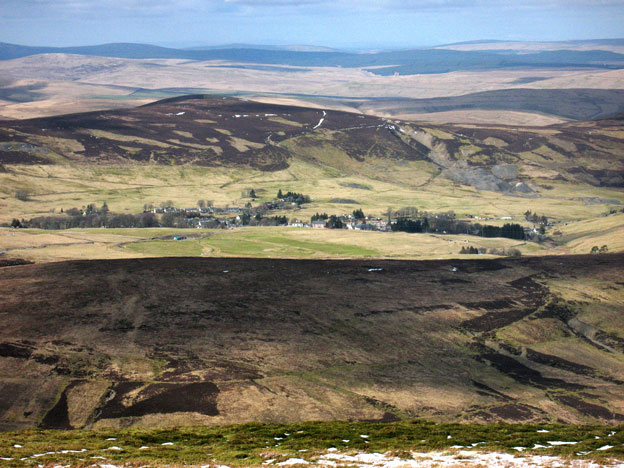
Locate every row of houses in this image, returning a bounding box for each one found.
[290,217,390,231]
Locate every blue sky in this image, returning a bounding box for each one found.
[1,0,623,49]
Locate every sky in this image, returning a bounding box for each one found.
[1,0,624,49]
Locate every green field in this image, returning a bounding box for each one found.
[1,225,557,263]
[0,421,622,467]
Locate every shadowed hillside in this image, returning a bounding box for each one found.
[0,254,622,430]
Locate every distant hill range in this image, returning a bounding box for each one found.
[1,41,624,75]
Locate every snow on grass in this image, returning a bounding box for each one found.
[314,450,624,468]
[597,445,614,451]
[161,442,174,446]
[547,441,578,445]
[277,458,309,465]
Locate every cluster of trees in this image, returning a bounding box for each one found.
[488,247,522,257]
[277,189,310,205]
[390,211,525,240]
[481,223,525,240]
[524,210,548,225]
[22,212,159,230]
[352,208,365,219]
[326,215,344,229]
[590,245,609,254]
[309,213,343,228]
[240,214,288,226]
[391,217,428,233]
[459,246,481,254]
[311,213,329,221]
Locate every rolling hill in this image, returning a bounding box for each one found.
[1,95,622,189]
[0,253,622,430]
[1,42,624,75]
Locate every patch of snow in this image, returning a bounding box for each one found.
[547,441,578,445]
[513,447,525,451]
[0,458,13,461]
[139,446,150,450]
[161,442,174,446]
[312,118,324,130]
[176,112,185,116]
[447,435,452,439]
[277,458,309,465]
[450,445,464,448]
[106,437,116,440]
[234,115,241,118]
[609,431,617,437]
[13,444,22,448]
[597,445,614,451]
[107,446,123,450]
[536,429,549,433]
[533,444,547,449]
[265,114,277,116]
[299,449,308,452]
[223,270,229,273]
[450,267,457,272]
[274,437,283,440]
[60,449,87,453]
[360,434,369,438]
[319,450,624,468]
[342,439,350,443]
[368,268,383,272]
[33,451,56,457]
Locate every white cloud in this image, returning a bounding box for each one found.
[2,0,623,19]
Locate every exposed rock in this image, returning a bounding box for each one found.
[443,167,511,192]
[492,164,518,180]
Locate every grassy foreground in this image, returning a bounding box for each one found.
[1,421,623,467]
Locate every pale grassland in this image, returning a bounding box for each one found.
[2,161,622,226]
[1,155,622,263]
[551,213,624,254]
[0,225,555,264]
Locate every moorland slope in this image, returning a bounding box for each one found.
[1,95,622,187]
[0,254,622,430]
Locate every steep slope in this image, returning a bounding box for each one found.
[0,254,622,430]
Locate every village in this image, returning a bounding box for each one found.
[9,188,559,250]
